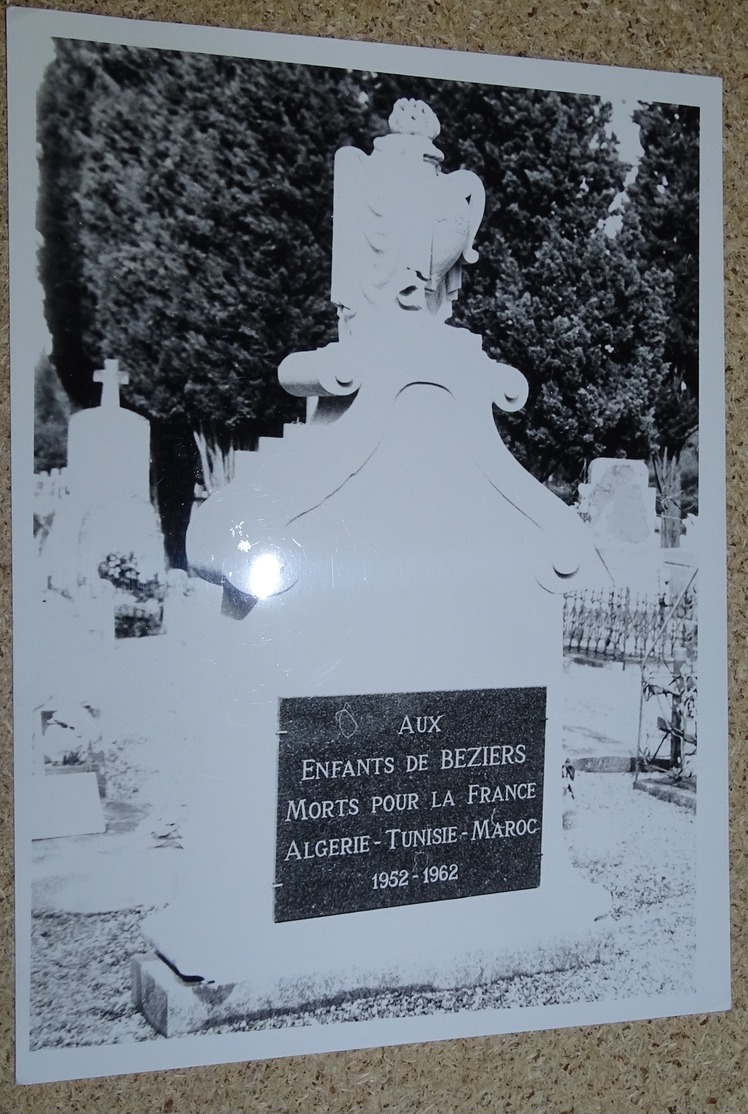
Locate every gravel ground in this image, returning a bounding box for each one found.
[31,909,162,1049]
[30,771,695,1049]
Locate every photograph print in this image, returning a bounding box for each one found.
[8,8,729,1084]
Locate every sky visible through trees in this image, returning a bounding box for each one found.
[35,42,700,562]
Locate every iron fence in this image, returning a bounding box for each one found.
[563,583,697,665]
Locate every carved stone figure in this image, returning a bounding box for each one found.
[331,97,485,330]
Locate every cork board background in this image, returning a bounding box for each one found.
[0,1,745,1111]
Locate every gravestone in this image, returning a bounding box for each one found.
[135,100,609,1028]
[41,359,166,634]
[67,359,150,501]
[580,457,656,546]
[577,457,659,592]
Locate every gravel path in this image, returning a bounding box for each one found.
[30,772,695,1048]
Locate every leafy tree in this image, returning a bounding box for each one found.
[38,44,373,562]
[346,77,674,487]
[488,228,671,482]
[619,101,700,528]
[38,45,375,422]
[38,47,683,556]
[34,354,70,473]
[621,102,699,419]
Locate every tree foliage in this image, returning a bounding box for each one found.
[618,101,699,459]
[38,44,375,429]
[34,354,70,473]
[37,44,699,555]
[38,44,375,561]
[362,78,672,485]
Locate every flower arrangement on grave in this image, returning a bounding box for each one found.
[97,551,167,638]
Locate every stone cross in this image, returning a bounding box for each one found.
[94,359,129,410]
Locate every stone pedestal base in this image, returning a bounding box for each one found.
[131,954,219,1038]
[133,859,611,1036]
[133,904,613,1038]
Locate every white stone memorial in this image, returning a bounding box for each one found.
[41,358,166,627]
[67,359,150,501]
[577,456,660,591]
[135,101,610,1033]
[579,457,657,546]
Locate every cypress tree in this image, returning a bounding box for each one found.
[38,48,682,554]
[619,100,699,458]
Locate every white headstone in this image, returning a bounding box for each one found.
[582,457,656,546]
[577,457,660,592]
[67,358,150,501]
[41,359,166,619]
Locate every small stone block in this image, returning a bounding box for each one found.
[573,756,636,773]
[131,954,219,1037]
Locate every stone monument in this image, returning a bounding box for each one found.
[41,358,166,628]
[33,360,166,834]
[580,457,656,547]
[68,359,150,501]
[134,101,609,1034]
[577,457,659,591]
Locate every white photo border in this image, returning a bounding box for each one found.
[7,5,728,1085]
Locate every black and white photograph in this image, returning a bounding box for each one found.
[8,7,729,1084]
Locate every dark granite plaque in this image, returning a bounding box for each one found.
[274,687,546,922]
